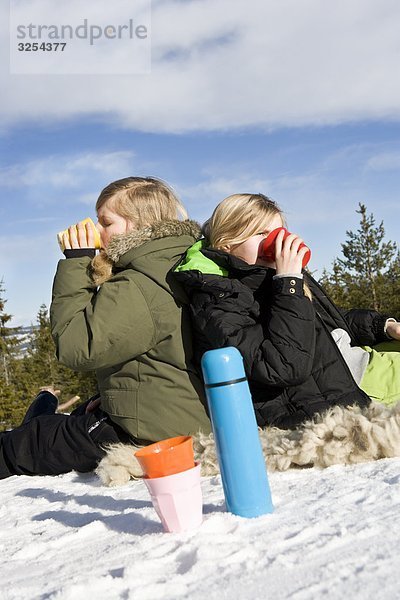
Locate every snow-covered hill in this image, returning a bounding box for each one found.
[1,458,400,599]
[14,325,38,358]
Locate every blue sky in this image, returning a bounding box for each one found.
[1,0,400,325]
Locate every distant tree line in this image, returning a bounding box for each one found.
[0,204,399,430]
[0,292,97,430]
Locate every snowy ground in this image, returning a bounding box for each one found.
[1,458,400,600]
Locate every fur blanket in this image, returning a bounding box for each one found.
[95,400,400,486]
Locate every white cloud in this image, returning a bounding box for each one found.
[179,168,344,226]
[2,0,400,132]
[0,151,135,188]
[366,152,400,171]
[177,171,272,222]
[76,192,99,206]
[180,172,271,200]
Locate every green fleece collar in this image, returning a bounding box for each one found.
[174,240,228,276]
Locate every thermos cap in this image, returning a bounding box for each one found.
[201,347,246,386]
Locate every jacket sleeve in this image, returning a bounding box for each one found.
[193,277,316,387]
[340,308,391,346]
[50,257,155,371]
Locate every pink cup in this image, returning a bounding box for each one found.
[258,227,311,268]
[143,463,203,533]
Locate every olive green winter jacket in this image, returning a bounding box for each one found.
[50,220,211,442]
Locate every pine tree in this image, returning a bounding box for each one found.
[382,250,400,316]
[0,382,16,430]
[0,280,26,428]
[24,304,59,388]
[0,279,21,386]
[22,304,98,406]
[0,302,98,430]
[320,204,398,313]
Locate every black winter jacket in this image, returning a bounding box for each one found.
[174,244,390,430]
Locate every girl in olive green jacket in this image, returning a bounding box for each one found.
[0,177,210,480]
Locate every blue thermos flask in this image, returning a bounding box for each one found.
[201,347,274,518]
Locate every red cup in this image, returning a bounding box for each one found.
[258,227,311,268]
[135,436,195,478]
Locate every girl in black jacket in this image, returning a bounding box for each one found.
[174,193,400,430]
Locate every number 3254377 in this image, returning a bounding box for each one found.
[17,42,67,51]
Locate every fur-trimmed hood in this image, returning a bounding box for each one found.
[90,219,201,286]
[106,219,202,264]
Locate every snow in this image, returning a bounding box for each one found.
[1,458,400,600]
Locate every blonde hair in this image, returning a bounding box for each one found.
[204,193,284,249]
[96,176,188,228]
[91,177,187,286]
[204,193,312,300]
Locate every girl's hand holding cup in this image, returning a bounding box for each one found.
[57,217,101,252]
[258,227,311,275]
[274,229,310,275]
